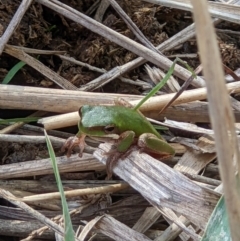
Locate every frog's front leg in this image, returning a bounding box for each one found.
[138,133,175,159]
[105,130,135,179]
[61,133,86,158]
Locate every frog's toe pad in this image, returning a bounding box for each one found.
[62,136,85,158]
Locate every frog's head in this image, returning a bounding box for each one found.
[78,105,120,137]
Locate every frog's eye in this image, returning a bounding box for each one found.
[104,124,117,134]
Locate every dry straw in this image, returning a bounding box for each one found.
[190,0,240,240]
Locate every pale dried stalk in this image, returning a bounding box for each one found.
[132,81,240,112]
[38,112,80,130]
[0,180,127,200]
[190,0,240,240]
[143,0,240,24]
[0,134,64,148]
[0,84,140,112]
[2,81,240,113]
[7,44,65,55]
[4,45,77,90]
[0,154,104,179]
[108,0,159,53]
[22,183,129,201]
[36,79,240,129]
[0,0,33,54]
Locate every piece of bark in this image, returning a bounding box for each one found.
[94,143,220,230]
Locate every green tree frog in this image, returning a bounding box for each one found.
[63,105,175,178]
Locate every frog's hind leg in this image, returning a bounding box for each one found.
[105,152,122,179]
[104,131,136,179]
[104,145,136,179]
[138,133,175,158]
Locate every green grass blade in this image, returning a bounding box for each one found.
[202,174,240,241]
[133,58,179,111]
[44,130,75,240]
[2,61,26,84]
[152,124,168,131]
[0,117,40,124]
[134,58,196,111]
[201,196,231,241]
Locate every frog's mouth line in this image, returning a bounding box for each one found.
[87,125,120,134]
[82,126,119,139]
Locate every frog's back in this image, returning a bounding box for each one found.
[81,105,160,137]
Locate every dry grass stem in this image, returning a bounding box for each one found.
[0,134,65,147]
[4,45,77,90]
[191,0,240,239]
[0,180,127,194]
[22,183,129,202]
[38,112,80,130]
[2,81,240,115]
[7,44,65,55]
[0,85,139,112]
[131,81,240,112]
[143,0,240,24]
[0,0,33,54]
